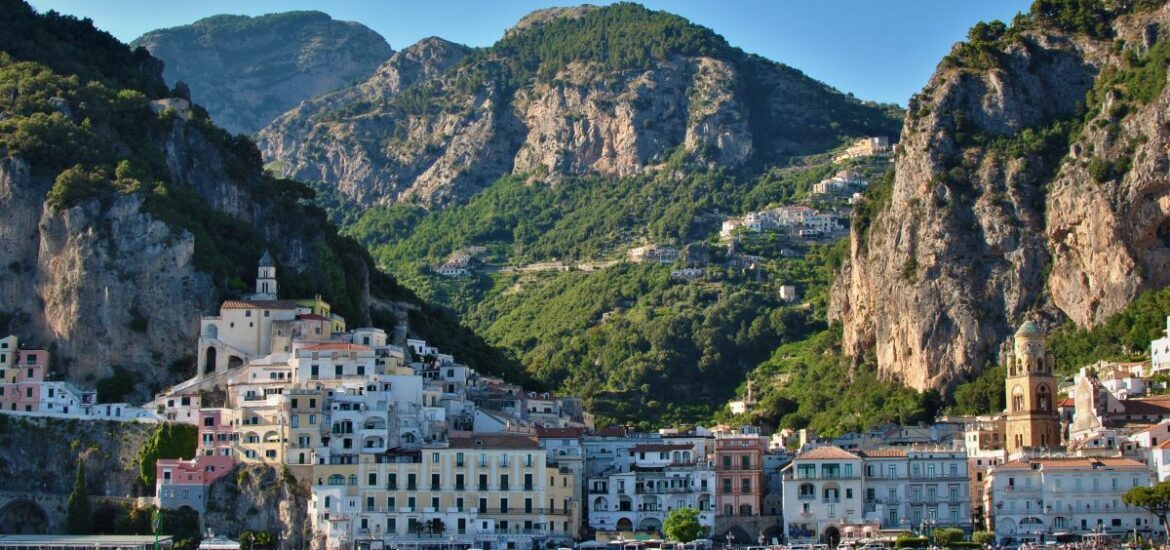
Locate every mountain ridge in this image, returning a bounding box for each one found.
[257,2,901,210]
[131,10,392,135]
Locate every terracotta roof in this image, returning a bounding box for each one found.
[298,313,329,321]
[632,444,694,453]
[1059,398,1075,408]
[449,433,541,450]
[1157,439,1170,449]
[1121,397,1170,416]
[536,427,585,439]
[300,343,370,352]
[859,448,907,458]
[998,457,1148,470]
[595,426,627,437]
[797,446,858,460]
[221,299,298,310]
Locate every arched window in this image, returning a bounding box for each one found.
[349,474,358,486]
[1037,385,1051,412]
[328,474,345,486]
[1011,385,1025,412]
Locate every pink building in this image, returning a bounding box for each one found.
[156,409,236,512]
[0,347,49,412]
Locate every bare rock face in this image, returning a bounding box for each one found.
[832,7,1170,390]
[205,466,311,548]
[133,11,393,135]
[0,159,216,385]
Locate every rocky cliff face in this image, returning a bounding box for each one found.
[831,4,1170,390]
[133,11,392,135]
[204,466,310,548]
[258,4,898,209]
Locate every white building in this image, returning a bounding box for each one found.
[987,457,1158,543]
[782,446,871,545]
[1152,316,1170,374]
[587,441,715,534]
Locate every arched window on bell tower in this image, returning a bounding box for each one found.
[1037,385,1051,412]
[1011,385,1024,412]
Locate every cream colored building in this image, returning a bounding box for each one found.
[309,433,577,550]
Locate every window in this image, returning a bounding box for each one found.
[500,498,509,513]
[742,455,751,469]
[368,473,377,486]
[500,474,509,491]
[479,474,488,491]
[457,453,465,467]
[741,478,751,493]
[723,478,732,493]
[387,496,396,510]
[456,474,465,490]
[433,452,440,463]
[432,474,441,491]
[407,473,416,490]
[524,473,533,491]
[722,456,732,469]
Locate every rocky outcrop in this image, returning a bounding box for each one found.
[831,5,1170,390]
[133,11,392,135]
[0,159,216,386]
[0,415,154,496]
[204,465,310,548]
[258,5,899,209]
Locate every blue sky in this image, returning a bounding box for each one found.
[29,0,1030,106]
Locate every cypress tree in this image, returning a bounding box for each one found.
[66,459,91,534]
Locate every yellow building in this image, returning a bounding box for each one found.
[309,433,577,549]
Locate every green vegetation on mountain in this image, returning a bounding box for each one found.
[348,155,852,273]
[733,328,943,437]
[1048,285,1170,373]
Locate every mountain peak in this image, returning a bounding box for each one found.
[505,5,600,38]
[133,10,392,134]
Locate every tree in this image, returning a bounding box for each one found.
[427,518,446,536]
[972,531,995,546]
[663,507,703,543]
[66,459,91,534]
[1123,482,1170,544]
[931,527,964,547]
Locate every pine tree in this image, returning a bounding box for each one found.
[66,459,91,534]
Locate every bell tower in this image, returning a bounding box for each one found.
[1004,321,1060,455]
[255,250,277,300]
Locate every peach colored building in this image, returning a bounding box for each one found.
[715,430,766,517]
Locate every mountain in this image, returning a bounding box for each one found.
[0,0,518,401]
[258,3,901,209]
[831,0,1170,391]
[131,11,392,135]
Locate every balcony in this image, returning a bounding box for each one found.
[798,494,816,501]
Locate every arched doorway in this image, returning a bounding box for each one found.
[0,499,48,534]
[823,526,841,548]
[639,517,662,533]
[616,518,633,532]
[204,346,217,373]
[762,525,783,544]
